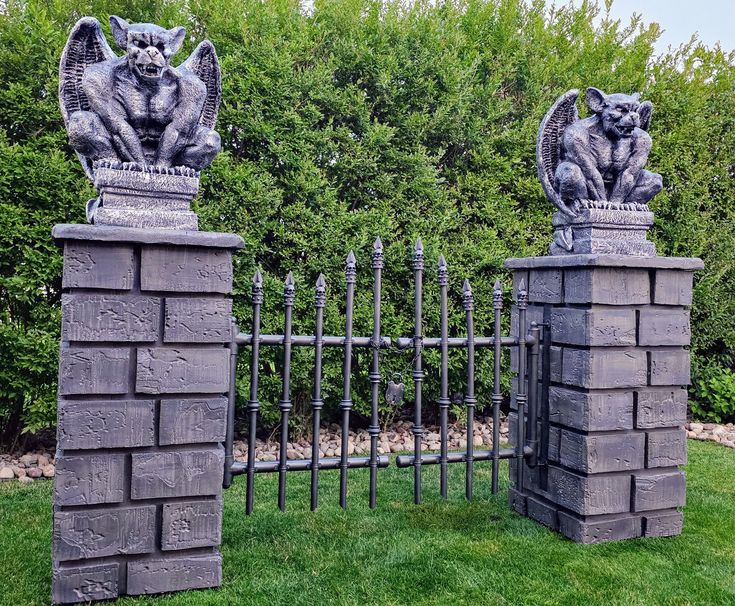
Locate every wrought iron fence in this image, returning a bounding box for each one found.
[223,238,542,513]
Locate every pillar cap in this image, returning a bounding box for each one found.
[52,224,245,249]
[505,254,703,271]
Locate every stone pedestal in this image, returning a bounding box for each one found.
[506,254,703,544]
[51,224,243,604]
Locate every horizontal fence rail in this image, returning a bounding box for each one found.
[224,238,543,514]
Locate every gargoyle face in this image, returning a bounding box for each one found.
[586,88,642,139]
[110,16,185,82]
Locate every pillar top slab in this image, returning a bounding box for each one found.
[505,254,703,271]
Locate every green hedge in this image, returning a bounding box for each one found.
[1,0,734,444]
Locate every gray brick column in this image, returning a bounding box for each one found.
[505,254,702,544]
[51,224,243,604]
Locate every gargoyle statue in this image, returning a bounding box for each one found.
[537,88,662,252]
[59,15,221,180]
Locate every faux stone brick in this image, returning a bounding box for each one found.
[558,511,642,544]
[63,242,134,290]
[548,466,630,515]
[526,495,558,530]
[649,350,691,386]
[633,471,686,512]
[638,309,690,347]
[644,511,684,537]
[549,387,633,431]
[162,500,222,550]
[136,347,229,394]
[62,294,160,342]
[510,305,544,339]
[646,429,687,468]
[550,308,636,346]
[127,553,222,595]
[58,400,155,450]
[636,388,688,429]
[54,506,155,561]
[141,246,232,293]
[59,347,130,395]
[564,268,650,305]
[528,269,562,303]
[54,454,125,505]
[562,348,647,389]
[159,398,227,445]
[131,447,224,499]
[164,298,232,343]
[654,270,693,306]
[52,563,119,604]
[508,487,527,515]
[548,425,560,462]
[559,430,644,473]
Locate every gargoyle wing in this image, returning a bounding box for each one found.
[638,100,653,132]
[536,89,579,214]
[59,17,117,178]
[180,40,222,129]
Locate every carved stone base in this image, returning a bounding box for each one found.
[91,162,200,230]
[551,208,656,257]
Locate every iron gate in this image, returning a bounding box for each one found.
[222,238,545,513]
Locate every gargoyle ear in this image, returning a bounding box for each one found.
[109,15,129,49]
[585,87,607,113]
[167,26,186,55]
[631,92,642,101]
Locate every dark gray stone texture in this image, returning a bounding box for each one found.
[549,387,633,431]
[547,466,631,516]
[526,495,558,530]
[141,246,233,293]
[528,269,563,303]
[646,429,687,468]
[559,430,645,473]
[654,270,694,305]
[161,499,222,550]
[635,388,688,429]
[131,447,224,499]
[638,309,690,346]
[53,223,244,249]
[63,242,134,290]
[550,307,636,346]
[126,553,222,595]
[59,347,130,395]
[632,471,686,512]
[644,511,684,537]
[561,348,647,389]
[159,398,227,445]
[649,349,691,386]
[164,298,232,342]
[136,347,229,394]
[564,268,650,305]
[58,400,155,450]
[557,511,642,544]
[52,563,119,604]
[55,454,125,506]
[62,294,160,342]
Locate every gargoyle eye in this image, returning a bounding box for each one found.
[155,42,165,52]
[134,39,147,49]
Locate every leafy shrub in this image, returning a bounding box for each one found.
[691,365,735,423]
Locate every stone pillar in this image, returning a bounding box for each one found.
[506,254,703,544]
[51,224,243,604]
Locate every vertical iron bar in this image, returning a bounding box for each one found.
[540,307,552,486]
[438,255,450,499]
[246,270,263,515]
[526,322,541,468]
[278,272,295,512]
[412,239,425,504]
[340,251,357,509]
[223,317,238,489]
[310,274,326,511]
[515,279,528,492]
[491,280,503,494]
[368,238,383,509]
[463,280,476,500]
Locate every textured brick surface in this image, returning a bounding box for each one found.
[63,243,134,290]
[549,387,633,431]
[548,466,630,515]
[559,430,645,473]
[62,294,160,342]
[633,471,686,512]
[644,511,684,537]
[55,454,125,506]
[528,269,562,303]
[127,553,222,595]
[58,348,130,395]
[562,348,647,389]
[526,496,558,530]
[649,350,691,386]
[54,506,156,561]
[635,388,688,429]
[136,347,229,394]
[164,298,232,343]
[638,309,690,346]
[58,400,155,450]
[131,447,224,499]
[646,429,687,468]
[159,398,227,445]
[557,511,642,544]
[550,307,636,346]
[162,500,222,550]
[564,267,650,305]
[141,246,232,293]
[52,563,119,604]
[653,270,693,306]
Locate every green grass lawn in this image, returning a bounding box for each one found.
[1,440,734,606]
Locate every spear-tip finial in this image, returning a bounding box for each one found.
[372,237,384,268]
[251,268,264,303]
[315,273,326,307]
[413,237,424,270]
[493,278,502,308]
[346,250,357,283]
[462,278,474,311]
[437,254,448,284]
[517,277,527,306]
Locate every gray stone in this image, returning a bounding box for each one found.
[528,269,562,303]
[58,400,155,449]
[646,429,687,468]
[61,294,160,342]
[507,487,527,515]
[654,270,693,306]
[549,387,633,431]
[526,495,558,530]
[638,309,690,346]
[161,499,222,550]
[505,255,704,271]
[62,242,134,290]
[547,425,560,462]
[557,511,642,544]
[649,350,691,386]
[159,398,227,445]
[141,246,233,293]
[136,347,229,394]
[564,268,650,305]
[94,205,199,230]
[550,307,636,346]
[559,430,645,473]
[54,454,125,505]
[644,511,684,537]
[58,347,130,395]
[131,447,224,499]
[636,388,688,429]
[562,348,647,389]
[54,506,156,561]
[632,470,686,512]
[164,297,233,343]
[52,563,119,604]
[547,466,630,515]
[127,553,222,595]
